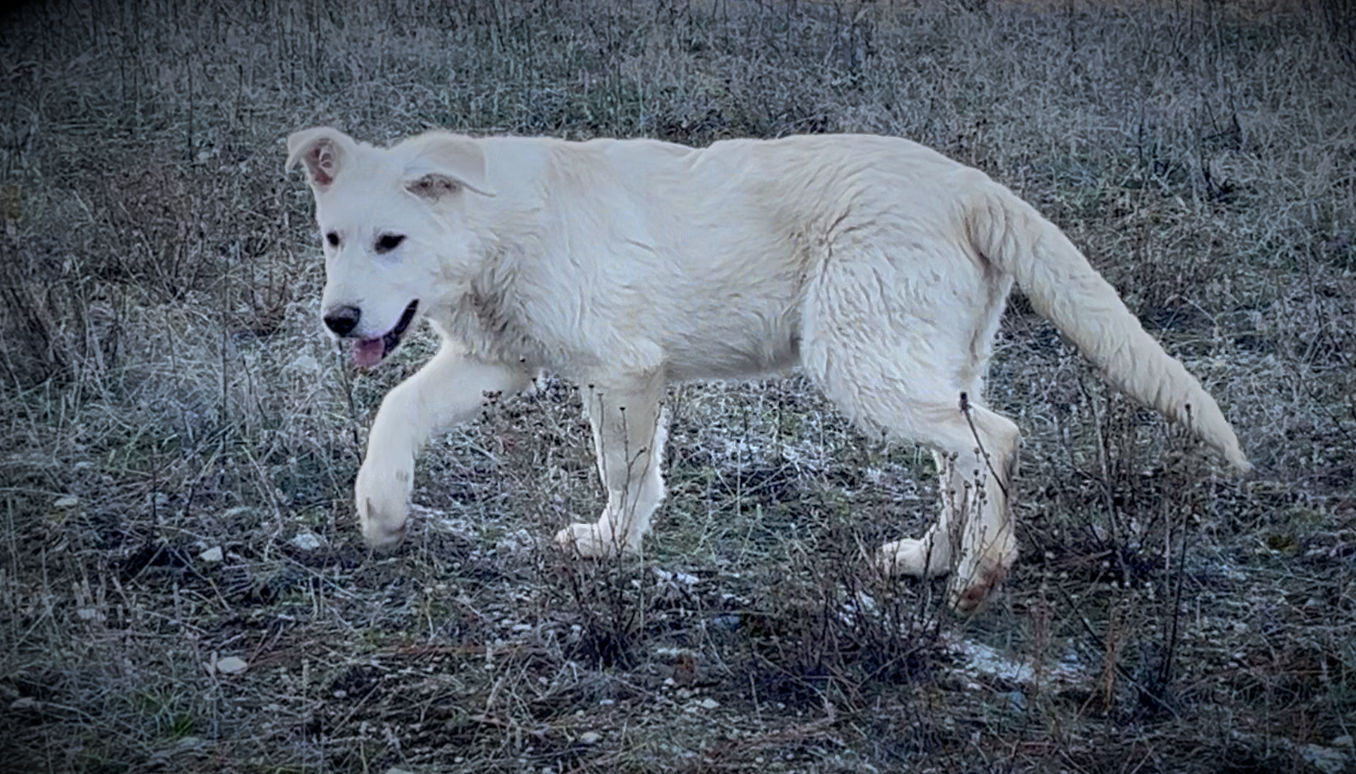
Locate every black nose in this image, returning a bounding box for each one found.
[323,306,361,336]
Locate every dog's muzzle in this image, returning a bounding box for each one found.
[325,300,419,368]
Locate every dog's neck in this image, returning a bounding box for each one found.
[428,233,548,370]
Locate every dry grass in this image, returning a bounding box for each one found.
[1,0,1354,772]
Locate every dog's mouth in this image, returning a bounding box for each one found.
[352,300,419,368]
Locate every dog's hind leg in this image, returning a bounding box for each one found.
[885,400,1020,613]
[817,376,1019,612]
[879,448,966,578]
[556,368,669,558]
[799,251,1019,613]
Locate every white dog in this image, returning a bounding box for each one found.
[286,127,1250,612]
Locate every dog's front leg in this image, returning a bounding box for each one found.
[557,369,669,558]
[357,345,533,548]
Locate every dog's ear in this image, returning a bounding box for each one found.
[286,127,354,191]
[403,134,495,199]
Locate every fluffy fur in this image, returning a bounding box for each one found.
[286,127,1250,613]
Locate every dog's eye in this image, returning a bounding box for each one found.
[375,234,406,254]
[325,232,339,247]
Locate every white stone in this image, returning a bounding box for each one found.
[215,656,248,674]
[290,532,324,551]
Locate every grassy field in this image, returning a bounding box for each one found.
[1,0,1354,771]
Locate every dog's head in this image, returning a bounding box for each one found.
[286,127,496,368]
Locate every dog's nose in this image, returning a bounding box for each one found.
[323,306,361,336]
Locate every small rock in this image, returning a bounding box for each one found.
[215,656,248,674]
[289,532,324,551]
[384,768,417,774]
[288,354,320,373]
[75,608,104,621]
[1334,736,1354,749]
[699,698,720,710]
[53,496,79,509]
[712,614,741,631]
[199,546,224,563]
[577,731,601,745]
[10,697,38,710]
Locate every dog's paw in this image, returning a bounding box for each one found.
[876,538,950,578]
[947,548,1016,615]
[355,460,413,549]
[947,566,1004,615]
[555,522,640,559]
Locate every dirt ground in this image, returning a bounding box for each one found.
[1,1,1353,772]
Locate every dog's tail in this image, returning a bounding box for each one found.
[967,184,1251,473]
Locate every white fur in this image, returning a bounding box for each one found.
[287,128,1251,613]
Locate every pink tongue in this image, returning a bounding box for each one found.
[353,338,384,368]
